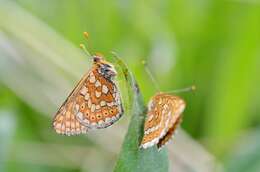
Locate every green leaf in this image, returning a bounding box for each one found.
[111,55,169,172]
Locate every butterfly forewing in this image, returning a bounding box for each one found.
[52,55,123,135]
[53,99,88,136]
[140,93,185,149]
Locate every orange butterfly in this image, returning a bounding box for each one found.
[139,61,194,149]
[53,54,123,136]
[140,93,185,149]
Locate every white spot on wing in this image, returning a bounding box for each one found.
[105,118,111,123]
[88,100,92,108]
[96,105,101,110]
[100,101,106,106]
[107,102,114,107]
[91,122,97,127]
[77,112,83,120]
[95,91,101,98]
[84,93,89,100]
[89,73,96,83]
[75,104,79,112]
[91,104,96,112]
[102,85,109,94]
[83,119,89,125]
[61,124,65,131]
[95,80,101,87]
[111,116,117,121]
[80,86,87,95]
[98,120,104,126]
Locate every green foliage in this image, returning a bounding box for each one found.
[112,55,168,172]
[203,6,260,155]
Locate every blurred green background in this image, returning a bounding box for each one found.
[0,0,260,172]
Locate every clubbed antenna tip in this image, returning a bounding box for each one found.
[141,60,147,65]
[79,43,85,49]
[167,85,196,94]
[83,31,89,39]
[191,85,196,91]
[79,43,91,57]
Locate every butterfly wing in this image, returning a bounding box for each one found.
[157,95,185,149]
[157,114,182,149]
[53,56,123,135]
[75,69,123,129]
[52,73,89,136]
[140,94,168,149]
[140,93,185,149]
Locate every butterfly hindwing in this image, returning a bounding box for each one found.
[75,66,123,129]
[53,97,87,136]
[140,93,185,149]
[157,95,185,149]
[157,114,182,149]
[53,55,123,135]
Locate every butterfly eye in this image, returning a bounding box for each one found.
[100,68,109,74]
[102,69,110,74]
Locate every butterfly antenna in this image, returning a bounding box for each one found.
[166,85,196,94]
[110,51,119,58]
[80,43,91,57]
[141,60,160,91]
[79,32,92,57]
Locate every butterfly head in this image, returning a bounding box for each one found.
[93,55,117,78]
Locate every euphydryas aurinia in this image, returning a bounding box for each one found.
[139,60,194,150]
[140,93,185,149]
[53,55,123,136]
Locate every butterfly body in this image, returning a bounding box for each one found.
[53,55,123,135]
[140,93,185,149]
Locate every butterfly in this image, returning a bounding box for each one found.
[52,55,124,136]
[140,92,186,150]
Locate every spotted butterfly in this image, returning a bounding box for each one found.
[53,55,123,135]
[140,93,185,149]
